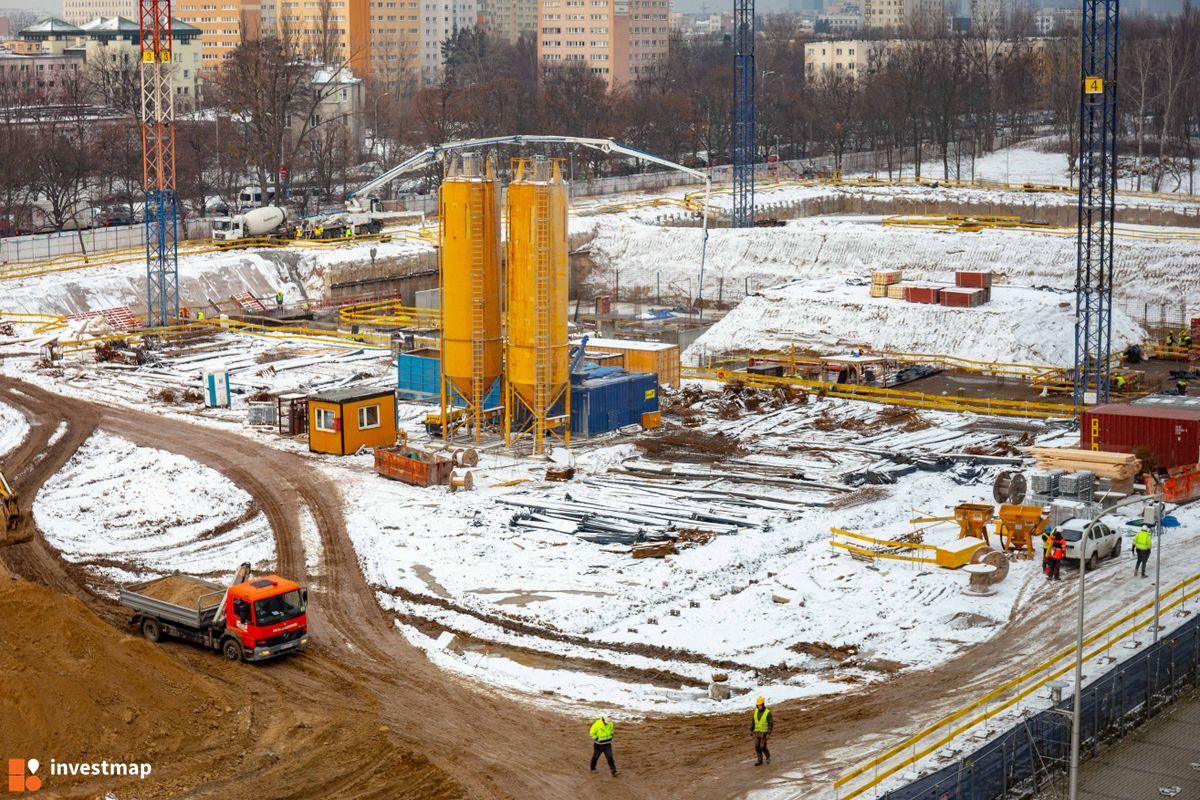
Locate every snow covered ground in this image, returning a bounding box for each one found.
[689,277,1143,367]
[34,432,274,588]
[0,400,28,458]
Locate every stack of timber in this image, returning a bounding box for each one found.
[1025,447,1141,481]
[870,270,903,298]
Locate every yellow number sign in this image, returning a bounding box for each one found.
[1084,76,1103,94]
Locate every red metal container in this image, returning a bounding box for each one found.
[955,270,993,289]
[905,286,941,304]
[940,287,985,307]
[374,445,454,487]
[1081,404,1200,469]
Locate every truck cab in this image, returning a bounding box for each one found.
[224,575,309,661]
[211,216,243,242]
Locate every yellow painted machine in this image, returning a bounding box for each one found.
[995,504,1049,555]
[953,503,994,540]
[1,469,31,546]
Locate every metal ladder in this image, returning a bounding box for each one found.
[469,184,486,441]
[533,188,552,453]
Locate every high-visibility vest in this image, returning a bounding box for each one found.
[753,707,771,733]
[1134,529,1153,550]
[590,718,614,744]
[1043,533,1053,555]
[1051,540,1065,559]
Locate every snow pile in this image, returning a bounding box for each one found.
[688,277,1144,366]
[34,432,274,585]
[0,401,28,458]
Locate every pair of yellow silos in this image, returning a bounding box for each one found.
[438,155,569,453]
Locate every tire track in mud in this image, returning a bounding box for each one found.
[0,377,1082,800]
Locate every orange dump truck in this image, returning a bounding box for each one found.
[118,563,308,662]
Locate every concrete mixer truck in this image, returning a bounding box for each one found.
[210,197,393,244]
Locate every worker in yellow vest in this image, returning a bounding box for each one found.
[197,310,206,322]
[1041,528,1055,577]
[751,696,773,765]
[588,715,617,776]
[1132,527,1153,578]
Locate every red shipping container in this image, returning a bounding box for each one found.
[905,286,941,304]
[955,270,993,289]
[940,287,985,307]
[1081,404,1200,469]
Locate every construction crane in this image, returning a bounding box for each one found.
[140,0,179,327]
[731,0,755,228]
[1072,0,1119,405]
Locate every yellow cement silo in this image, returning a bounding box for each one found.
[504,158,570,454]
[439,154,502,441]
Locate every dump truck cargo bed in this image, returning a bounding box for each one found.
[119,574,225,630]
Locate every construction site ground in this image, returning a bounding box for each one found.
[3,159,1200,798]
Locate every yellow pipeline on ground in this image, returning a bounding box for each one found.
[883,213,1200,240]
[683,365,1080,419]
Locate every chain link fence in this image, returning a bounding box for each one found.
[881,611,1200,800]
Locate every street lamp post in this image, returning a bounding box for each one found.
[1068,494,1159,800]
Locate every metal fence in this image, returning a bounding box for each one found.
[0,219,212,264]
[881,611,1200,800]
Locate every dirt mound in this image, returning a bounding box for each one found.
[0,577,238,795]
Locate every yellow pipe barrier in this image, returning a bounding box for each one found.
[682,365,1079,419]
[835,571,1200,798]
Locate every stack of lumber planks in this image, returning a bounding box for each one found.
[1025,447,1140,480]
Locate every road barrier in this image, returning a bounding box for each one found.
[836,572,1200,799]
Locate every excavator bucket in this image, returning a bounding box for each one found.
[0,471,31,546]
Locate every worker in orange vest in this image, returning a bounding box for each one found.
[1047,531,1066,581]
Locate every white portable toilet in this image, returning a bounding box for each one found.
[203,369,231,408]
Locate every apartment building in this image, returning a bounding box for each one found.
[803,38,895,80]
[419,0,475,82]
[478,0,537,43]
[12,15,202,105]
[370,0,420,87]
[537,0,666,90]
[862,0,944,29]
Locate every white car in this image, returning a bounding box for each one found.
[1057,518,1123,570]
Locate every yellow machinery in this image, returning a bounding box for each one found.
[504,158,570,454]
[830,528,989,569]
[1,469,30,545]
[995,504,1048,555]
[439,154,503,442]
[954,503,994,540]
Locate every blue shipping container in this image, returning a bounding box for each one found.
[397,352,500,408]
[569,369,658,438]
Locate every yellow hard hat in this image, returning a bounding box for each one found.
[756,696,765,705]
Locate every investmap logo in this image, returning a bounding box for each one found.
[6,758,153,792]
[6,760,41,793]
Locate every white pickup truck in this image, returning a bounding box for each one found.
[1058,518,1123,570]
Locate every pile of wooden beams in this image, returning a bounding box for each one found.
[1025,447,1141,481]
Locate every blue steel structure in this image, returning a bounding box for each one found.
[140,0,179,327]
[731,0,755,228]
[1072,0,1119,405]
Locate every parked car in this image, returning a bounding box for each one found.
[97,208,134,227]
[1058,518,1122,570]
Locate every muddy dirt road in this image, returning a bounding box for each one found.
[0,377,1065,799]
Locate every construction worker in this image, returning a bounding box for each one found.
[197,310,206,322]
[1177,377,1189,396]
[588,715,617,776]
[294,224,303,240]
[751,696,773,765]
[1041,527,1055,577]
[343,225,353,240]
[314,224,324,238]
[180,306,190,320]
[1113,373,1126,393]
[275,290,284,309]
[1183,330,1194,350]
[1132,526,1153,578]
[1166,331,1176,349]
[1048,531,1066,581]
